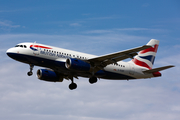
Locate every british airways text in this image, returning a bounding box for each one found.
[40,50,70,58]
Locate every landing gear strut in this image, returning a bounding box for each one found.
[27,64,34,76]
[69,77,77,90]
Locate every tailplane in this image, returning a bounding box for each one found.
[143,65,174,73]
[142,65,174,77]
[132,39,159,69]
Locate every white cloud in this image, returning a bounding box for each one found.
[83,30,113,34]
[84,28,168,35]
[171,105,180,111]
[0,62,180,120]
[1,32,179,120]
[142,3,150,7]
[0,20,21,32]
[0,20,20,28]
[86,16,120,20]
[70,23,81,27]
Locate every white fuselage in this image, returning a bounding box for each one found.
[6,42,154,80]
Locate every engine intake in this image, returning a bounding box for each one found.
[65,58,91,72]
[37,69,63,82]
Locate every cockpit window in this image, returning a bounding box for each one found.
[15,44,27,48]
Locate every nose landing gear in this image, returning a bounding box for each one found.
[27,64,34,76]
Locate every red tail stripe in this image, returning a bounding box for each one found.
[132,58,151,69]
[139,44,158,54]
[30,45,52,49]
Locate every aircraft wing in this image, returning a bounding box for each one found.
[88,45,151,72]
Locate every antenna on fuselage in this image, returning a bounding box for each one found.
[32,41,37,47]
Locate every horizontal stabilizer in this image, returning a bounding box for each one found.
[143,65,175,73]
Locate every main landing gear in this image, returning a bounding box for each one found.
[27,64,34,76]
[69,77,77,90]
[69,83,77,90]
[89,76,98,84]
[68,76,98,90]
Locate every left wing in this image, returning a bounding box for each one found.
[87,45,151,73]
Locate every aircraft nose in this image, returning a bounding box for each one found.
[6,48,15,58]
[6,47,26,62]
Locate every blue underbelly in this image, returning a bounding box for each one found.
[7,53,135,80]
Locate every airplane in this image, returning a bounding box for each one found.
[6,39,174,90]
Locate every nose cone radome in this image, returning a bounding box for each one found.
[6,48,16,59]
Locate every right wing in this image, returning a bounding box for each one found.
[87,45,151,73]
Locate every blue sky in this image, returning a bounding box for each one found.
[0,0,180,120]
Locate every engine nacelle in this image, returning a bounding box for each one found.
[65,58,91,72]
[37,69,63,82]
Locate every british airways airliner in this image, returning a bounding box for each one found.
[6,39,174,90]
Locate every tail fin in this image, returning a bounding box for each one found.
[132,39,159,69]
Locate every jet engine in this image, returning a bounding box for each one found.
[65,58,91,72]
[37,69,63,82]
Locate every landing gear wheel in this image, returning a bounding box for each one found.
[69,83,77,90]
[27,64,34,76]
[27,71,33,76]
[89,76,98,84]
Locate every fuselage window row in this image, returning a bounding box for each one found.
[43,48,87,60]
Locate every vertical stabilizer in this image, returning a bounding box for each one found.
[132,39,159,69]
